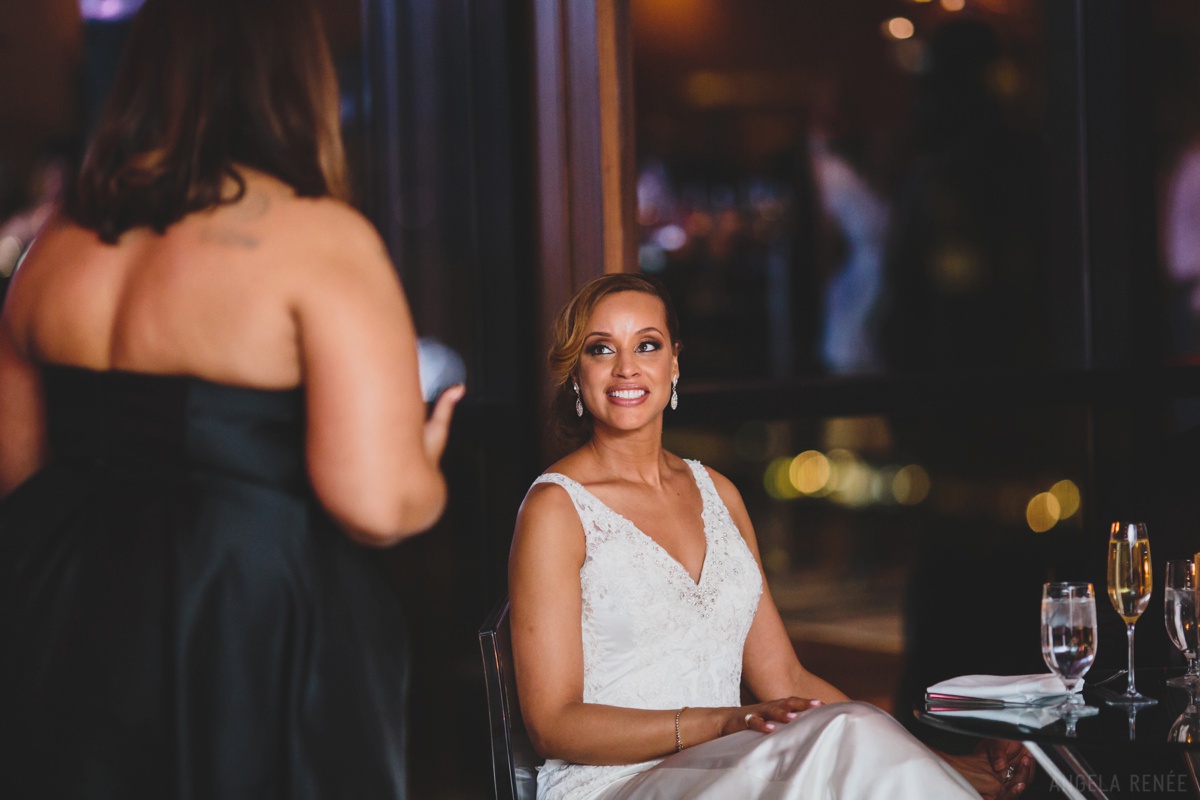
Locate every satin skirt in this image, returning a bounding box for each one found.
[590,702,981,800]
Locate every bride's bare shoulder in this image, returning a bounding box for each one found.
[512,475,585,566]
[518,479,576,518]
[517,450,594,523]
[538,448,597,484]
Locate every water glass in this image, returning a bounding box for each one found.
[1165,558,1200,688]
[1041,582,1097,713]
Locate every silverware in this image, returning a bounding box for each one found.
[925,692,1064,709]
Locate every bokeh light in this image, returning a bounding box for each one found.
[80,0,144,21]
[1026,492,1062,533]
[892,465,931,505]
[829,455,873,507]
[1050,479,1081,519]
[789,450,832,495]
[941,0,966,10]
[764,456,801,500]
[883,17,916,40]
[654,224,688,251]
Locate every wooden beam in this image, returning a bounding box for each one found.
[533,0,635,298]
[532,0,636,458]
[597,0,637,275]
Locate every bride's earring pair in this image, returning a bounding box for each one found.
[573,381,584,417]
[670,375,679,410]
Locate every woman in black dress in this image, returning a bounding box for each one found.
[0,0,462,797]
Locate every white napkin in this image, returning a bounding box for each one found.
[927,705,1063,729]
[927,673,1081,703]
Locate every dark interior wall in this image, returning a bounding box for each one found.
[0,1,81,157]
[356,1,540,795]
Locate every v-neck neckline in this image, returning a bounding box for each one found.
[549,461,711,587]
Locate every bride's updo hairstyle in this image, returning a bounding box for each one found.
[548,273,681,447]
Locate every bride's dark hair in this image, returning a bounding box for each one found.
[547,273,681,448]
[67,0,349,243]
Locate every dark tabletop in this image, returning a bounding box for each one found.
[915,668,1200,751]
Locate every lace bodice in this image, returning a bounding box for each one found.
[533,460,763,800]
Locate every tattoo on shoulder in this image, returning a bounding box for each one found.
[200,227,260,249]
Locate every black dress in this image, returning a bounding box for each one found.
[0,366,409,799]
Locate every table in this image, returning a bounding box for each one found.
[914,669,1200,799]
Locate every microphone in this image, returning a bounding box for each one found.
[416,336,467,403]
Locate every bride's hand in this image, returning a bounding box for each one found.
[721,697,823,736]
[937,741,1033,799]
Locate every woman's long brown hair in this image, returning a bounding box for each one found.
[68,0,349,242]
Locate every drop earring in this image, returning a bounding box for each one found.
[573,381,584,417]
[670,375,679,410]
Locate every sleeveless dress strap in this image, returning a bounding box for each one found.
[535,463,719,520]
[531,472,598,524]
[683,459,717,502]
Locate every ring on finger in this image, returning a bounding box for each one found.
[1003,765,1016,782]
[744,713,755,728]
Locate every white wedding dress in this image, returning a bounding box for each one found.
[531,461,981,800]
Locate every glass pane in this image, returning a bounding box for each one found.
[664,404,1089,712]
[1153,1,1200,365]
[632,0,1055,381]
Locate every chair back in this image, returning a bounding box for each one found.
[479,597,539,800]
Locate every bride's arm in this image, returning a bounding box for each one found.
[509,481,813,765]
[704,467,849,705]
[708,468,1032,797]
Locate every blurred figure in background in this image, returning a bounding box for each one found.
[1156,32,1200,371]
[879,16,1046,375]
[0,158,67,298]
[806,72,896,376]
[0,0,461,797]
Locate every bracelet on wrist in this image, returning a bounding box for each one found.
[674,707,688,752]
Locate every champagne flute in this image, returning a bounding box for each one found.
[1106,521,1157,705]
[1165,559,1200,688]
[1041,582,1098,716]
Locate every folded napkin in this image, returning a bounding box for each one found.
[927,704,1063,730]
[927,673,1081,703]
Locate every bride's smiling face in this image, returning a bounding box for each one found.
[576,291,678,434]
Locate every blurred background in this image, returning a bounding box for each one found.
[4,0,1200,796]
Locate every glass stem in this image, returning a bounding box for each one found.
[1126,623,1137,695]
[1189,652,1199,677]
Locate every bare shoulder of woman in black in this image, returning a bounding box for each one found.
[0,1,462,797]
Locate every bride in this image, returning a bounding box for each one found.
[507,274,1031,800]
